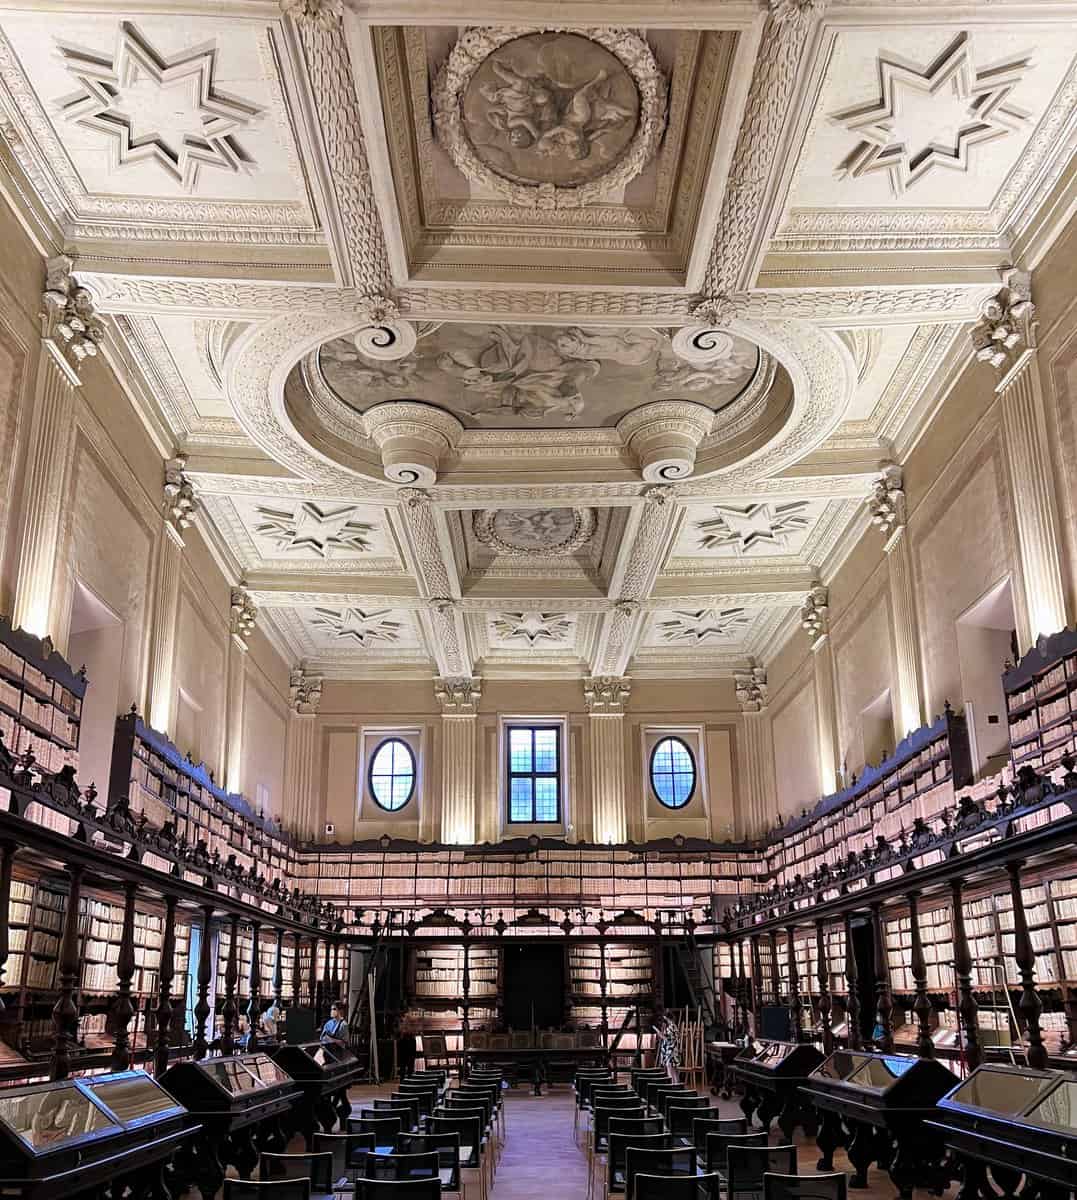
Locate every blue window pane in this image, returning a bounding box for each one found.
[534,778,558,822]
[534,729,558,772]
[369,737,416,811]
[510,777,533,822]
[510,728,533,772]
[650,736,695,810]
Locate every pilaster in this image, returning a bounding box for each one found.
[12,258,102,639]
[733,664,775,838]
[584,676,630,845]
[224,586,256,793]
[435,676,481,845]
[284,668,322,839]
[802,586,840,796]
[146,523,184,735]
[973,271,1067,646]
[867,466,924,738]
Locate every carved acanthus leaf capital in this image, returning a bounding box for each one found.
[800,584,829,642]
[230,586,257,649]
[163,455,198,534]
[42,256,105,370]
[734,663,768,712]
[769,0,828,24]
[289,667,323,715]
[867,464,906,541]
[971,269,1035,373]
[583,675,631,716]
[435,675,482,716]
[280,0,343,32]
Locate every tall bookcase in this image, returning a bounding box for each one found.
[0,617,85,783]
[1004,628,1077,773]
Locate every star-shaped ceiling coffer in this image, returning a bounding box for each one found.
[254,503,375,558]
[491,612,574,647]
[656,608,751,644]
[56,21,261,192]
[310,607,401,646]
[694,502,811,554]
[831,32,1031,196]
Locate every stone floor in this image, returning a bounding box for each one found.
[343,1080,956,1200]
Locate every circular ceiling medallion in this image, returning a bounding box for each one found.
[433,27,667,209]
[474,507,597,556]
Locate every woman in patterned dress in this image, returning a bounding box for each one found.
[654,1008,681,1084]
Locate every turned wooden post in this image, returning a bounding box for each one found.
[1008,860,1047,1069]
[768,929,780,1003]
[193,904,215,1059]
[907,892,935,1058]
[154,894,177,1076]
[309,935,321,1013]
[247,920,262,1051]
[461,930,471,1039]
[751,936,764,1034]
[871,902,894,1052]
[221,913,239,1055]
[950,878,982,1070]
[292,934,304,1009]
[844,911,862,1049]
[816,918,833,1055]
[785,926,802,1040]
[598,927,610,1047]
[111,881,138,1071]
[737,938,749,1034]
[0,841,15,1004]
[50,864,84,1080]
[273,928,285,1012]
[319,939,331,1020]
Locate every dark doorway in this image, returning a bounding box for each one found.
[503,943,564,1030]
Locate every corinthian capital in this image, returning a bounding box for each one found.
[971,269,1035,373]
[289,667,323,715]
[800,585,829,642]
[867,464,906,541]
[230,586,257,648]
[42,256,105,371]
[584,675,631,716]
[734,663,768,712]
[435,676,482,715]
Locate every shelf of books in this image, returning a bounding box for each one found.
[1,874,191,1060]
[566,941,653,1029]
[1004,627,1077,773]
[109,711,296,891]
[884,903,954,993]
[411,944,499,1008]
[757,708,972,897]
[0,616,86,790]
[295,844,750,918]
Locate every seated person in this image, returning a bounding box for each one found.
[320,1002,350,1048]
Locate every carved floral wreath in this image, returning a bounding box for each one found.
[432,26,668,210]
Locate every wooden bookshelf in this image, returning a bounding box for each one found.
[0,616,85,781]
[1004,627,1077,773]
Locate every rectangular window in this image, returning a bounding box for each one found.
[506,725,561,823]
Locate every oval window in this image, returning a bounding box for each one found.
[649,736,696,809]
[368,738,416,811]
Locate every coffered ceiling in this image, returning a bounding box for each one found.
[2,0,1074,683]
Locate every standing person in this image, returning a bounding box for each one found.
[320,1002,349,1049]
[397,1015,417,1080]
[654,1009,681,1084]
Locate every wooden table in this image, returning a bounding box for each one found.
[464,1046,609,1094]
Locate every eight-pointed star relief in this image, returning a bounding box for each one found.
[491,612,574,647]
[310,607,402,647]
[56,21,262,192]
[831,32,1031,196]
[656,608,751,644]
[254,503,375,559]
[695,502,811,554]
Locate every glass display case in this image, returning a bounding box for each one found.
[810,1051,872,1081]
[272,1042,365,1149]
[930,1065,1077,1192]
[0,1073,194,1200]
[731,1040,825,1141]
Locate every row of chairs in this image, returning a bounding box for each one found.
[577,1067,849,1200]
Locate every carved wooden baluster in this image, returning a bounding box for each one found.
[1008,860,1047,1069]
[273,928,285,1015]
[737,938,749,1034]
[0,841,15,1005]
[907,892,935,1058]
[598,928,609,1047]
[292,935,304,1009]
[653,929,666,1012]
[951,878,982,1070]
[844,912,861,1049]
[111,881,138,1071]
[154,894,177,1076]
[461,930,471,1040]
[309,935,321,1014]
[331,941,341,1002]
[247,920,262,1052]
[871,902,894,1052]
[816,918,833,1055]
[320,939,332,1020]
[193,904,215,1059]
[751,935,764,1035]
[221,913,239,1055]
[50,864,84,1080]
[768,930,780,1004]
[786,926,802,1040]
